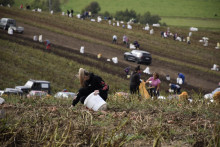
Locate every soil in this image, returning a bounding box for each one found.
[14,23,218,92]
[0,14,219,93]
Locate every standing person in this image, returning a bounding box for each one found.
[71,9,74,16]
[72,68,109,107]
[67,10,70,17]
[112,35,117,44]
[45,40,51,52]
[178,73,185,84]
[130,66,141,94]
[20,4,23,9]
[123,35,127,44]
[146,72,161,97]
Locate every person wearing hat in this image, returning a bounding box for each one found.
[72,68,109,107]
[130,65,141,94]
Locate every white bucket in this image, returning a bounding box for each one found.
[112,57,118,64]
[39,35,43,42]
[179,78,183,85]
[129,44,136,49]
[80,46,84,53]
[62,12,65,16]
[117,21,120,26]
[84,92,107,111]
[143,67,150,74]
[150,29,154,35]
[50,10,53,14]
[97,17,102,22]
[169,89,174,93]
[0,97,5,104]
[77,14,81,19]
[213,64,217,70]
[127,24,132,29]
[33,35,38,41]
[8,27,13,35]
[166,75,170,81]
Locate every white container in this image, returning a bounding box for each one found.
[166,75,170,81]
[177,77,183,84]
[190,27,198,31]
[0,97,5,104]
[77,14,81,18]
[112,57,118,64]
[84,92,107,111]
[97,17,102,22]
[39,35,43,42]
[150,29,154,35]
[50,10,53,14]
[169,89,174,93]
[117,21,120,26]
[8,27,13,35]
[129,44,136,49]
[33,35,38,41]
[62,12,65,16]
[152,23,160,27]
[80,46,84,53]
[143,67,150,74]
[127,24,132,29]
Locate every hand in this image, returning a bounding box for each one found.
[69,105,74,109]
[94,90,99,95]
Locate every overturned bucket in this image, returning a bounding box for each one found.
[84,92,107,111]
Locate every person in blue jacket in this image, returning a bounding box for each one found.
[178,73,185,84]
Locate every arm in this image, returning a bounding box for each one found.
[156,83,160,91]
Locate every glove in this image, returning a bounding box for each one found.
[94,90,99,95]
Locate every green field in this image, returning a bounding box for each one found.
[161,17,220,29]
[13,0,220,28]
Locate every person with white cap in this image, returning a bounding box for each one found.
[72,68,109,107]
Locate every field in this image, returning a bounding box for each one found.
[13,0,220,29]
[0,6,220,146]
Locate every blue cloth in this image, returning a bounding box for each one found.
[178,73,185,84]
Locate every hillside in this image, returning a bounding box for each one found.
[0,6,220,93]
[0,6,220,147]
[13,0,220,29]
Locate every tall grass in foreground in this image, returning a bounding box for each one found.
[0,94,219,146]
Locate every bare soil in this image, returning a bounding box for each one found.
[16,23,219,92]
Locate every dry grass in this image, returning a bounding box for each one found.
[0,94,219,146]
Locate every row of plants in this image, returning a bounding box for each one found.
[0,93,219,146]
[1,7,219,79]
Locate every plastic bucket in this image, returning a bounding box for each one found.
[80,46,84,53]
[8,27,13,35]
[84,92,107,111]
[166,75,170,81]
[112,57,118,64]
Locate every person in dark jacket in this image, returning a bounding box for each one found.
[72,68,109,106]
[169,83,181,94]
[130,65,141,94]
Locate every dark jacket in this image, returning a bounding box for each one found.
[130,72,141,86]
[72,73,109,106]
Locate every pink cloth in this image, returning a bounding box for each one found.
[149,77,161,87]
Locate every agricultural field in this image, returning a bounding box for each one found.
[0,6,220,146]
[13,0,220,29]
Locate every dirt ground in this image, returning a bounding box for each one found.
[13,23,218,93]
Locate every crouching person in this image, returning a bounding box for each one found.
[145,72,161,98]
[72,68,109,110]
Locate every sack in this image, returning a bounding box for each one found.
[139,81,150,99]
